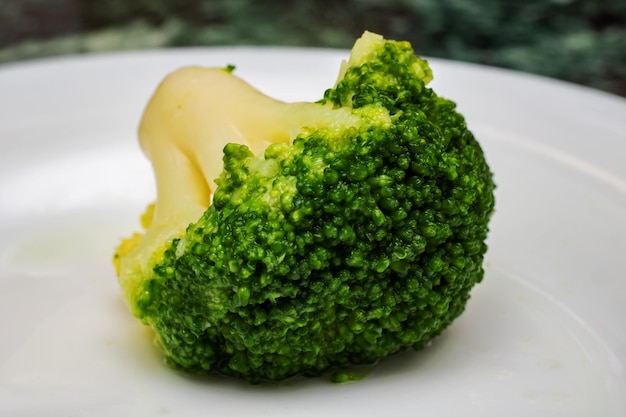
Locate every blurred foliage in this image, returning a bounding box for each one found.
[0,0,625,95]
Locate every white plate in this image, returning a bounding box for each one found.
[1,48,625,417]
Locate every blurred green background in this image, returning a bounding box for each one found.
[1,0,625,96]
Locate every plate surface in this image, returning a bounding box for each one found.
[1,48,625,417]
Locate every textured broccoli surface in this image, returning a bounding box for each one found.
[114,31,495,382]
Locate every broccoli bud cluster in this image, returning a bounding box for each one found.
[114,32,495,383]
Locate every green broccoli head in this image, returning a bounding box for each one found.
[114,31,495,382]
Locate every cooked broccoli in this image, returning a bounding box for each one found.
[113,31,495,383]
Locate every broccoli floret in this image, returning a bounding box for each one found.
[113,31,495,383]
